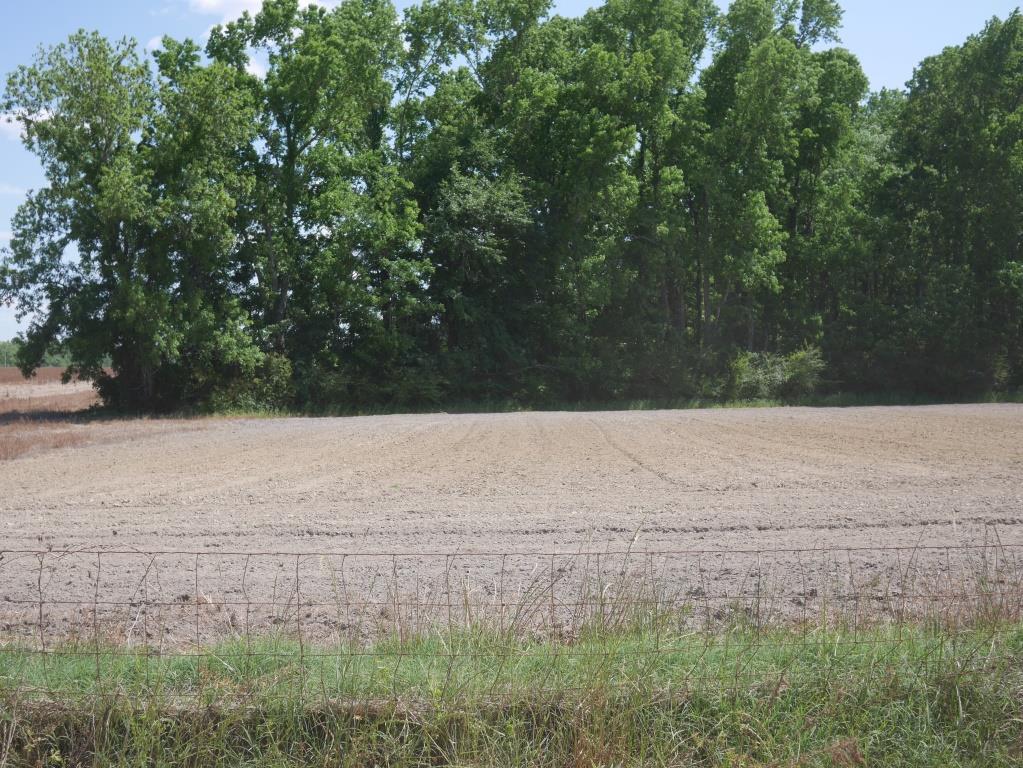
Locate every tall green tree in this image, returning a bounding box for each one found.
[873,11,1023,393]
[1,32,264,409]
[207,0,433,405]
[2,0,1020,411]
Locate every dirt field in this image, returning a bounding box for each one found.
[1,402,1021,641]
[3,403,1021,550]
[1,368,99,460]
[0,368,189,462]
[0,367,97,411]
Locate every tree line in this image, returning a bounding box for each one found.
[0,339,71,368]
[1,0,1021,411]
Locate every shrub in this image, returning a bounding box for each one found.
[730,346,825,401]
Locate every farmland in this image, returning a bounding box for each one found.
[0,367,96,414]
[0,368,193,462]
[2,0,1023,760]
[3,398,1021,556]
[2,374,1023,765]
[1,379,1021,639]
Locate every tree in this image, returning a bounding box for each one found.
[874,12,1023,393]
[2,0,1020,411]
[207,0,434,405]
[1,32,266,409]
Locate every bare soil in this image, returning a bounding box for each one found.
[0,367,71,385]
[0,368,97,413]
[0,405,1021,642]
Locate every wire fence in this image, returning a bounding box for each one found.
[0,541,1021,707]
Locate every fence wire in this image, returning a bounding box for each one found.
[0,542,1021,707]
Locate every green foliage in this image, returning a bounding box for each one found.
[2,623,1022,766]
[1,32,267,410]
[876,12,1023,395]
[1,2,1021,411]
[729,345,825,401]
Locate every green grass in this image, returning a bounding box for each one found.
[187,388,1023,421]
[2,622,1022,766]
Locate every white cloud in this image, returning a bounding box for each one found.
[189,0,262,18]
[0,231,12,243]
[146,36,165,53]
[245,57,267,79]
[188,0,337,22]
[0,183,25,197]
[0,110,53,142]
[0,114,22,142]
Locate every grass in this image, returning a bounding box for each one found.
[4,533,1019,766]
[0,366,100,460]
[216,389,1023,419]
[0,422,92,461]
[2,619,1022,766]
[194,392,1023,422]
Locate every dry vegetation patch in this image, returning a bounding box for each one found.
[0,421,92,461]
[0,367,206,462]
[0,367,100,461]
[0,367,98,414]
[0,366,71,386]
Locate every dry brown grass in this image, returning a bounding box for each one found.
[0,366,69,385]
[0,420,93,461]
[0,368,99,460]
[0,389,98,416]
[0,373,204,461]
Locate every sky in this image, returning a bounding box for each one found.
[1,0,1021,339]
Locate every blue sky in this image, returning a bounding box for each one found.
[2,0,1021,339]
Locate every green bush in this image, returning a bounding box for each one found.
[204,352,295,413]
[730,346,825,401]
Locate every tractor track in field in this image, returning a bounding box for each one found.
[0,404,1021,640]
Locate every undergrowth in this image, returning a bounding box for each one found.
[200,389,1023,420]
[2,622,1022,766]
